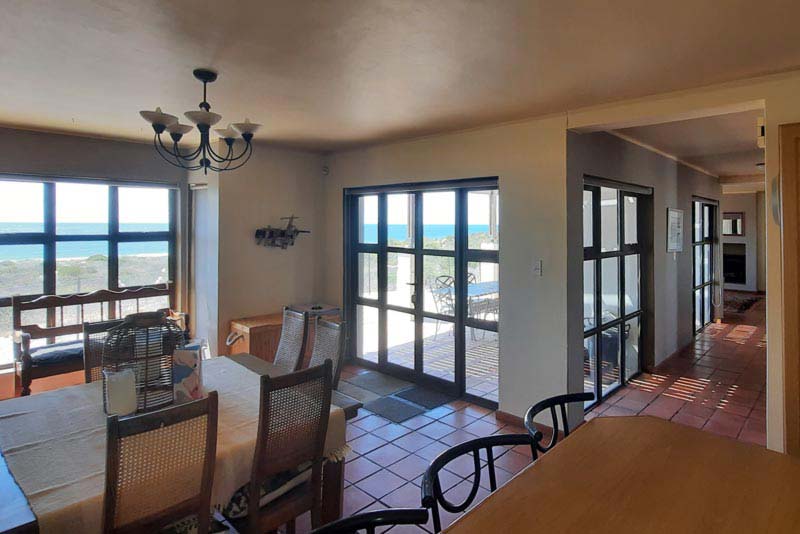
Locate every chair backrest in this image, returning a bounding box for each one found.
[11,284,174,361]
[252,360,332,482]
[430,276,455,315]
[83,319,124,383]
[272,307,309,372]
[310,508,429,534]
[524,392,595,458]
[307,318,345,387]
[103,391,218,534]
[421,433,534,533]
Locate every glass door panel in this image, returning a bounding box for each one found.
[358,253,379,299]
[692,200,716,332]
[387,310,415,369]
[356,305,379,363]
[387,193,414,248]
[422,191,455,250]
[583,185,646,407]
[423,256,455,315]
[387,252,415,308]
[467,261,499,322]
[423,319,455,382]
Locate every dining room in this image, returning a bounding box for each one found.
[4,1,800,534]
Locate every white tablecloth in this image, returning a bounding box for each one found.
[0,356,347,533]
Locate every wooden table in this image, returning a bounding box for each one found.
[445,416,800,533]
[0,355,362,534]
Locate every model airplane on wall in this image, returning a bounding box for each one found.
[254,215,310,249]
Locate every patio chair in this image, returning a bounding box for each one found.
[428,275,455,340]
[524,392,595,459]
[103,391,218,534]
[310,508,429,534]
[273,307,309,372]
[421,433,535,532]
[306,317,346,388]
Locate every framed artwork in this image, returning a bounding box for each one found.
[667,208,684,252]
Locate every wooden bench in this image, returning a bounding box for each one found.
[12,284,174,396]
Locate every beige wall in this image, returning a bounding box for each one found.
[720,192,759,292]
[189,142,325,356]
[320,116,569,419]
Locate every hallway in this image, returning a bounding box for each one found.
[587,292,767,446]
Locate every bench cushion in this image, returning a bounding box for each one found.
[30,340,84,366]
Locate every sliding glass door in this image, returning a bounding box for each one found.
[692,200,717,332]
[583,183,645,405]
[347,179,499,405]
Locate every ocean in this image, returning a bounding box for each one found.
[363,224,490,243]
[0,222,169,260]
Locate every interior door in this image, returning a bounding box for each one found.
[692,200,717,332]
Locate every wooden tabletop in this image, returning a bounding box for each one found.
[445,416,800,534]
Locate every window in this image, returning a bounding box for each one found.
[0,179,177,367]
[693,200,717,332]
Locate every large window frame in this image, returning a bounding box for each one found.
[0,177,177,366]
[583,180,648,408]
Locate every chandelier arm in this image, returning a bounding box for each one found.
[213,142,253,172]
[157,133,203,162]
[153,136,204,170]
[222,141,253,163]
[171,142,205,170]
[205,139,231,162]
[155,134,182,158]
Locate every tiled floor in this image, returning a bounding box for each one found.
[587,293,767,447]
[289,369,533,533]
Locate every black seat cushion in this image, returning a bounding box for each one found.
[29,340,84,366]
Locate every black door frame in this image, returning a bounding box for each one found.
[692,198,718,333]
[344,177,499,408]
[582,177,651,408]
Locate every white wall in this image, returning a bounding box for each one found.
[566,132,722,398]
[320,116,569,419]
[720,192,759,292]
[189,142,325,356]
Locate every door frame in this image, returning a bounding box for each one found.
[343,177,499,407]
[582,176,652,408]
[691,197,719,334]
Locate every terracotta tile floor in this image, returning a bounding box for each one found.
[587,293,767,447]
[289,366,533,533]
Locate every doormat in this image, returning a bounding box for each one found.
[395,386,457,410]
[363,396,425,423]
[345,371,412,396]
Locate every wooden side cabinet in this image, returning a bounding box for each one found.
[227,313,283,361]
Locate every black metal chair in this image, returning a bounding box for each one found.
[524,392,595,459]
[421,433,534,532]
[310,508,429,534]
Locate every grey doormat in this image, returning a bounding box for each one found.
[364,396,425,423]
[395,386,457,410]
[337,381,382,404]
[345,371,412,396]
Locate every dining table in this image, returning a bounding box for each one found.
[0,354,362,534]
[445,416,800,533]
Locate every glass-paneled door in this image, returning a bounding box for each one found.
[347,179,500,406]
[692,200,717,332]
[583,184,645,407]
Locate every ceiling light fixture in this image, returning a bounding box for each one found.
[140,69,260,174]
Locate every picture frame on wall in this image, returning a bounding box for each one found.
[667,208,684,252]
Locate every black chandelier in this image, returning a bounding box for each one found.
[140,68,260,174]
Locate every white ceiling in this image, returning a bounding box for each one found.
[614,110,765,177]
[2,1,800,150]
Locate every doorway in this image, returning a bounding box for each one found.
[344,178,500,407]
[692,199,718,333]
[582,179,650,406]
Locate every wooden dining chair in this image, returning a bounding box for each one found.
[82,319,124,383]
[103,391,218,534]
[310,508,429,534]
[272,307,309,372]
[306,317,346,388]
[524,392,595,459]
[421,433,535,532]
[241,360,332,534]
